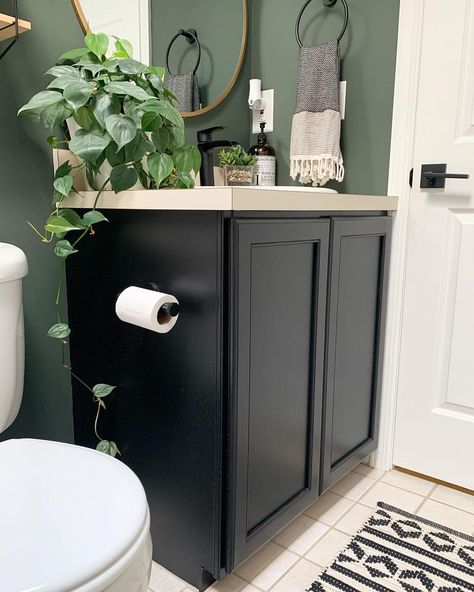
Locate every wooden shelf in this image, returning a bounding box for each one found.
[0,12,31,42]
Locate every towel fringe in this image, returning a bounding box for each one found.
[290,155,345,187]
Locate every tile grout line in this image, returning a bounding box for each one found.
[423,494,474,516]
[375,477,433,497]
[301,469,385,524]
[330,469,394,525]
[235,546,297,591]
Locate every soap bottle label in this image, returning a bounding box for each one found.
[254,156,276,186]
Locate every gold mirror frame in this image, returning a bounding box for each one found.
[70,0,248,118]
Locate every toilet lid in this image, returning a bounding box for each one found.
[0,439,149,592]
[0,243,28,283]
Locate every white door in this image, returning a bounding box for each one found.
[394,0,474,490]
[79,0,150,64]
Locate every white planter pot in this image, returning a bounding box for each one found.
[83,160,145,192]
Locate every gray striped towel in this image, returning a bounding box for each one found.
[290,40,344,187]
[164,72,201,113]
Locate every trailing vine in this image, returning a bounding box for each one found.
[18,33,201,456]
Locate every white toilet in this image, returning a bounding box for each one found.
[0,243,153,592]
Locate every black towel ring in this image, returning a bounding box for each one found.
[166,28,201,75]
[296,0,349,48]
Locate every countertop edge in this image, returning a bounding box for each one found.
[59,188,399,212]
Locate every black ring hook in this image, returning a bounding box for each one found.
[166,28,201,75]
[296,0,349,48]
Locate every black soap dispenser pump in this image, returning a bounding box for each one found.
[249,123,277,186]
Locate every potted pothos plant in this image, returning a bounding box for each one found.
[18,32,201,457]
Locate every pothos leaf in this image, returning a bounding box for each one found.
[63,80,94,110]
[151,125,184,153]
[85,32,109,59]
[73,106,98,130]
[104,82,151,101]
[58,47,89,61]
[93,384,116,398]
[105,142,126,167]
[96,440,120,457]
[92,92,120,128]
[146,65,165,79]
[105,114,137,150]
[139,99,183,128]
[173,145,202,175]
[69,129,110,164]
[175,171,195,189]
[123,133,155,163]
[60,209,83,226]
[117,58,147,75]
[151,127,171,152]
[47,75,81,91]
[141,111,162,132]
[45,215,82,235]
[53,175,73,197]
[148,153,174,188]
[80,210,108,228]
[54,161,72,179]
[110,164,138,193]
[39,100,73,130]
[114,38,133,59]
[47,323,71,338]
[46,65,80,78]
[18,90,63,116]
[48,135,59,148]
[54,239,78,258]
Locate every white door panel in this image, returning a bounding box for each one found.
[394,0,474,489]
[80,0,150,64]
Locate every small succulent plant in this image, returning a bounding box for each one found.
[218,146,256,167]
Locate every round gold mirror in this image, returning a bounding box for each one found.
[71,0,248,118]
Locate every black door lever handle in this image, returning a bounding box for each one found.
[423,172,469,179]
[420,164,470,188]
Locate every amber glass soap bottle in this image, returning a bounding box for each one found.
[249,122,277,186]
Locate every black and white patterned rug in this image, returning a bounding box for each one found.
[309,502,474,592]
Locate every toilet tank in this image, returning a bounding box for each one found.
[0,244,28,434]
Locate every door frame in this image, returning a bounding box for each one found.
[139,0,151,65]
[374,0,425,470]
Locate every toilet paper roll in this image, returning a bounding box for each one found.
[115,287,180,334]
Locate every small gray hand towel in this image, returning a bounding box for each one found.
[290,40,344,187]
[164,72,201,112]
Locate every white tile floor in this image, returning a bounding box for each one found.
[148,465,474,592]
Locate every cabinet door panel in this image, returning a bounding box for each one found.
[321,218,392,491]
[247,241,314,531]
[230,220,329,568]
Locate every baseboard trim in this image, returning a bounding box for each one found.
[394,466,474,496]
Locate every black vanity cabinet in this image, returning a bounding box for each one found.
[229,220,329,566]
[66,210,392,591]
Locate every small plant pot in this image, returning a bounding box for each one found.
[223,165,255,186]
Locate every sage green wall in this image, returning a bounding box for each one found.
[250,0,400,193]
[0,0,82,443]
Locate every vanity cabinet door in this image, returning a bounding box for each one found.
[321,217,392,492]
[229,219,330,569]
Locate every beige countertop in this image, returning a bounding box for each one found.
[60,187,398,212]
